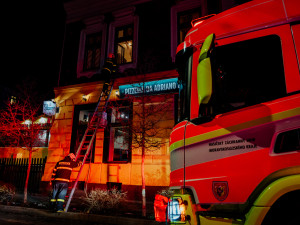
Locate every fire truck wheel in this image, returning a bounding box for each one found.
[261,190,300,225]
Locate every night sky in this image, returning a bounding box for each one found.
[1,1,65,102]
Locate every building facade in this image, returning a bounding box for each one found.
[2,0,250,201]
[42,0,250,201]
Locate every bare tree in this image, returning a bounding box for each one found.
[0,97,50,204]
[115,78,173,217]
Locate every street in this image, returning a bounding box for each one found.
[0,210,110,225]
[0,205,159,225]
[0,211,112,225]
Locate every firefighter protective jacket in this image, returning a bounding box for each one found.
[51,157,81,183]
[101,57,117,77]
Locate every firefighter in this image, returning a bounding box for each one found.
[101,53,117,91]
[50,153,81,212]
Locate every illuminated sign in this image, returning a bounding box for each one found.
[119,78,179,98]
[43,101,56,116]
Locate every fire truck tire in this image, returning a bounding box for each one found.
[261,190,300,225]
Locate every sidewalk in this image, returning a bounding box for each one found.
[0,204,161,225]
[0,191,164,225]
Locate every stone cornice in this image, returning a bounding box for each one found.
[64,0,152,23]
[54,69,178,94]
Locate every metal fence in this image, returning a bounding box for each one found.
[0,157,47,193]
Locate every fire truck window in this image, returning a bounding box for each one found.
[213,35,286,114]
[274,128,300,154]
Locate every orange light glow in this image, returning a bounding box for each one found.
[191,14,216,27]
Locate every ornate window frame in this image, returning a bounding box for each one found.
[77,16,107,78]
[107,7,139,73]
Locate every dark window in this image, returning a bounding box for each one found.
[274,128,300,154]
[212,35,286,114]
[103,102,131,163]
[234,0,252,6]
[207,0,222,15]
[115,24,133,64]
[178,8,201,44]
[84,33,102,71]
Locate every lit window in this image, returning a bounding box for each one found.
[23,120,32,126]
[36,117,48,124]
[10,96,16,104]
[107,7,138,72]
[115,24,133,64]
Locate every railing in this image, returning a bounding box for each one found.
[0,157,47,193]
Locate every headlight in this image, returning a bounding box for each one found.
[167,197,186,223]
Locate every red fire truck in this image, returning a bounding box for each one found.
[155,0,300,224]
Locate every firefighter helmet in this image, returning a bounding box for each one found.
[108,53,115,59]
[68,153,76,160]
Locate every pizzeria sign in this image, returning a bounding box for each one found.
[119,78,179,98]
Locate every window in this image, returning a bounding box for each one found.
[207,0,222,14]
[83,33,102,71]
[212,35,287,115]
[70,104,97,162]
[274,128,300,154]
[103,102,131,163]
[177,8,201,44]
[115,24,133,64]
[107,7,138,73]
[77,16,106,78]
[0,124,51,148]
[34,129,50,147]
[10,96,17,104]
[171,0,205,62]
[234,0,252,6]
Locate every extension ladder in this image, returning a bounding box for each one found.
[65,79,114,212]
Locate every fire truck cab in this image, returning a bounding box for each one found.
[155,0,300,224]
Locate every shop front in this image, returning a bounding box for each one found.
[41,70,178,200]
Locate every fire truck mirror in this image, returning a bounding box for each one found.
[197,33,215,107]
[197,57,212,106]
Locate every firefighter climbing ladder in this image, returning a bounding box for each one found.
[65,79,114,212]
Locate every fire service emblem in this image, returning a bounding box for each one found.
[212,181,229,201]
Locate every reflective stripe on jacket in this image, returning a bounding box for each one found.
[51,157,81,183]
